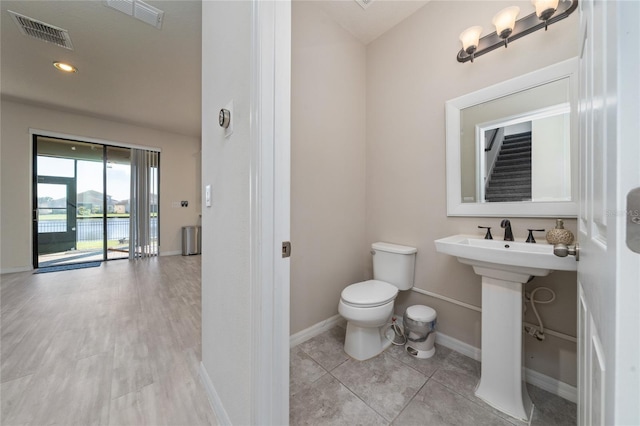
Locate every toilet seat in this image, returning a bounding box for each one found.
[340,280,398,308]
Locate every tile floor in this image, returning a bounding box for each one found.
[290,326,576,426]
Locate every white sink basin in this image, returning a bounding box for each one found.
[434,234,577,421]
[434,234,577,280]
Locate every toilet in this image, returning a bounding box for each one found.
[338,242,417,361]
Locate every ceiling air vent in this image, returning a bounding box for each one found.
[8,10,74,50]
[105,0,164,30]
[355,0,374,10]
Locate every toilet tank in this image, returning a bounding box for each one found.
[371,242,417,290]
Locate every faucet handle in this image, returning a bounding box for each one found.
[526,229,545,243]
[478,226,493,240]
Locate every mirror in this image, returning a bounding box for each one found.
[445,58,578,217]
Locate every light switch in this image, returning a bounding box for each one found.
[205,185,211,207]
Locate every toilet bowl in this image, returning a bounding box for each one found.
[338,242,417,361]
[338,280,398,360]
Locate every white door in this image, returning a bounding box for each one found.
[577,1,640,425]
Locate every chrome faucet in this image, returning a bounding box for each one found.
[500,219,514,241]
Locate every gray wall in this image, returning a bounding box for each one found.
[365,1,579,385]
[291,1,368,335]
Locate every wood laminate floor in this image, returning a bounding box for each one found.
[1,256,218,426]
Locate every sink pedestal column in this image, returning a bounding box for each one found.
[475,276,533,422]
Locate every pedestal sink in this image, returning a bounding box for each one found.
[434,235,577,422]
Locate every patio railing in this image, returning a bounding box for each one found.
[38,217,158,242]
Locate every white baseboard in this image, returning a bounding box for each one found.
[434,330,577,403]
[160,250,182,257]
[289,314,345,348]
[435,330,483,361]
[1,266,33,274]
[199,362,231,426]
[524,366,577,403]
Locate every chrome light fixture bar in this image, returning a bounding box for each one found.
[457,0,578,63]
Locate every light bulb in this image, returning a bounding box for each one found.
[532,0,559,21]
[492,6,520,40]
[459,26,483,54]
[53,62,77,73]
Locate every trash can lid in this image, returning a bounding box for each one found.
[406,305,436,322]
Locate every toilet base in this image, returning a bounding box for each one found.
[343,322,392,361]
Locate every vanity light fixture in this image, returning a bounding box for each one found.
[457,0,577,63]
[53,61,77,73]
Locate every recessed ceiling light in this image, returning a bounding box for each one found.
[53,61,77,73]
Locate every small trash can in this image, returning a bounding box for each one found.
[403,305,437,359]
[182,226,201,255]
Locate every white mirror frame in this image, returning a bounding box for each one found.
[445,57,579,217]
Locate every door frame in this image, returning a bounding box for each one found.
[33,176,78,265]
[249,0,291,423]
[32,134,85,268]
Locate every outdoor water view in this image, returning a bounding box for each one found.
[35,137,159,267]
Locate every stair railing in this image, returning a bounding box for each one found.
[484,128,505,191]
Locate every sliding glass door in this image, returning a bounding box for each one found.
[32,135,159,268]
[34,138,104,267]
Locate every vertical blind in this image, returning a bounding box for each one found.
[129,149,160,258]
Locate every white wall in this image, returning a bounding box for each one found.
[0,99,201,272]
[532,114,571,200]
[200,1,252,424]
[290,1,368,335]
[504,121,532,136]
[365,1,579,386]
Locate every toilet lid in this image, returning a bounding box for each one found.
[341,280,398,308]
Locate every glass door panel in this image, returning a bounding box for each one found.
[106,146,131,260]
[34,136,104,267]
[76,159,105,259]
[36,180,76,256]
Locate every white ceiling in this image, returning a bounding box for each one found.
[1,0,202,138]
[0,1,429,139]
[316,0,430,45]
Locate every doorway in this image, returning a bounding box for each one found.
[32,135,158,268]
[35,177,77,256]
